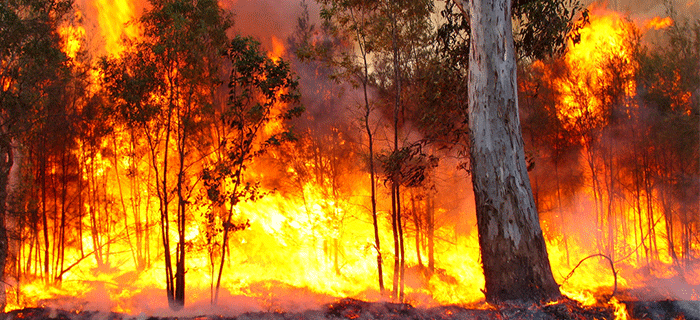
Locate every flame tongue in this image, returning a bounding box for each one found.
[556,4,638,129]
[268,36,286,63]
[93,0,140,55]
[645,16,673,30]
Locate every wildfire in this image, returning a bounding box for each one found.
[610,297,630,320]
[524,1,699,313]
[556,4,638,129]
[268,36,286,63]
[645,16,674,30]
[93,0,140,55]
[58,11,86,59]
[9,0,699,317]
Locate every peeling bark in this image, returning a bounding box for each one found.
[464,0,560,303]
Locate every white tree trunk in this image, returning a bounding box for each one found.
[464,0,560,303]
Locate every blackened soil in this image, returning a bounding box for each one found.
[2,298,698,320]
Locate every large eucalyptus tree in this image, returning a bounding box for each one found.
[462,0,561,303]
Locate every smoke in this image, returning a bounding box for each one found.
[521,1,700,304]
[584,0,700,19]
[220,0,314,50]
[34,282,342,317]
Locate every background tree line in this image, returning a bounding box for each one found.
[520,10,699,277]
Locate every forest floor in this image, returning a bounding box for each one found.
[2,298,700,320]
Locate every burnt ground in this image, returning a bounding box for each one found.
[2,298,699,320]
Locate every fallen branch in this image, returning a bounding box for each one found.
[560,253,618,301]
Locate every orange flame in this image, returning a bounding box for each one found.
[645,16,674,30]
[58,11,86,59]
[610,297,630,320]
[268,36,286,63]
[93,0,140,55]
[556,4,637,129]
[524,2,700,309]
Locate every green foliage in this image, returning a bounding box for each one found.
[99,51,161,125]
[436,0,587,62]
[0,0,74,132]
[512,0,588,60]
[101,0,232,129]
[436,0,470,71]
[202,34,303,305]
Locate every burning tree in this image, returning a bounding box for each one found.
[520,3,699,301]
[300,0,395,297]
[0,0,76,310]
[315,0,439,301]
[101,0,233,310]
[203,35,303,305]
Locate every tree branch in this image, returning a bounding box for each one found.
[560,253,618,301]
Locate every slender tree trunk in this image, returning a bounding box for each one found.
[427,194,435,273]
[57,150,68,283]
[389,4,405,303]
[214,155,247,305]
[86,146,104,269]
[464,0,560,303]
[128,132,145,270]
[41,150,49,283]
[391,184,399,299]
[398,187,405,302]
[7,138,23,308]
[145,103,175,309]
[77,152,84,258]
[358,28,384,294]
[365,101,384,294]
[174,104,188,309]
[411,193,423,268]
[111,135,138,269]
[0,137,13,311]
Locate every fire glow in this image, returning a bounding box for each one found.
[2,0,698,318]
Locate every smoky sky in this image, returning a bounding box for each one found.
[584,0,699,19]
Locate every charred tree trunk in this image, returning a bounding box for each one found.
[411,193,423,268]
[464,0,560,303]
[57,150,68,283]
[214,155,246,305]
[427,194,435,273]
[365,94,384,294]
[398,188,405,302]
[391,185,400,298]
[389,5,405,303]
[0,138,12,311]
[175,118,187,310]
[7,138,23,308]
[359,26,384,294]
[40,147,50,283]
